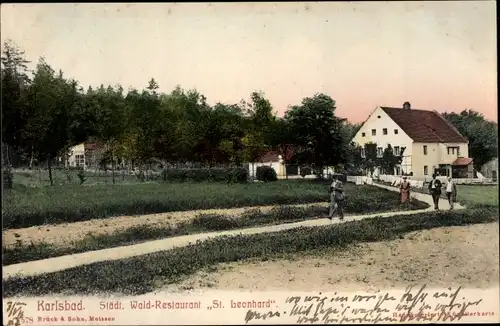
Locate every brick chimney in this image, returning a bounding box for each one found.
[403,102,411,110]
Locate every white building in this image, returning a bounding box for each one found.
[352,102,472,180]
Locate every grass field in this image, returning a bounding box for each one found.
[4,205,497,297]
[2,181,424,229]
[456,184,499,206]
[374,180,499,207]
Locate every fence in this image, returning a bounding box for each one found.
[347,174,495,189]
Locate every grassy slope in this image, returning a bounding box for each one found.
[3,181,424,229]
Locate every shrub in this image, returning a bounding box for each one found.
[77,167,87,185]
[270,206,308,221]
[163,167,248,184]
[240,208,263,220]
[300,166,312,178]
[191,213,239,231]
[2,166,14,189]
[256,166,278,182]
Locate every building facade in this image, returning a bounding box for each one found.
[353,102,473,180]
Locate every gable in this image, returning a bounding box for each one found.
[352,106,412,143]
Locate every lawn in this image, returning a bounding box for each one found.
[2,180,426,229]
[3,205,497,297]
[456,184,499,207]
[374,180,499,207]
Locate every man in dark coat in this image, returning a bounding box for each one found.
[328,175,345,221]
[428,174,442,210]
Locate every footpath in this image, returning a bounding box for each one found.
[2,183,464,279]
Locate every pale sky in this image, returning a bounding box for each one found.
[1,2,497,122]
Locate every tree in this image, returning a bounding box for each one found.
[268,117,300,179]
[284,93,348,177]
[1,40,31,166]
[93,85,128,183]
[442,110,498,170]
[379,144,406,175]
[24,59,78,185]
[361,142,378,175]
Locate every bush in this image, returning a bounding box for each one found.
[300,166,312,178]
[240,208,263,220]
[163,167,248,184]
[270,206,308,221]
[2,166,14,189]
[4,206,497,297]
[256,166,278,182]
[77,167,87,185]
[191,213,239,231]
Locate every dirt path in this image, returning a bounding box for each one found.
[163,222,499,293]
[2,202,329,248]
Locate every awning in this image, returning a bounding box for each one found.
[452,157,473,166]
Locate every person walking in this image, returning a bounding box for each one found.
[400,176,411,207]
[445,177,457,210]
[328,175,345,221]
[428,174,443,210]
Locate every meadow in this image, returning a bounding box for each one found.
[3,180,422,229]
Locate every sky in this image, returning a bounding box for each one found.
[1,2,497,123]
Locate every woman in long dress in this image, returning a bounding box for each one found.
[400,176,411,205]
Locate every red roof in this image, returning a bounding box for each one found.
[259,150,295,163]
[452,157,473,166]
[260,151,280,162]
[381,107,468,143]
[84,143,100,150]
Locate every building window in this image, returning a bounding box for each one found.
[394,129,398,134]
[371,129,376,136]
[377,115,381,119]
[447,146,460,156]
[377,147,383,157]
[360,148,366,158]
[361,132,366,137]
[394,146,400,156]
[423,145,428,155]
[383,128,388,135]
[424,165,428,175]
[75,154,85,167]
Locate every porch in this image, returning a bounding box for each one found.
[435,157,474,179]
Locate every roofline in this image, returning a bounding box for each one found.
[433,110,469,143]
[379,106,416,142]
[351,106,380,141]
[380,107,468,144]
